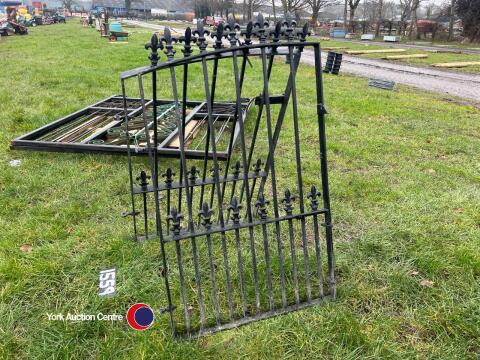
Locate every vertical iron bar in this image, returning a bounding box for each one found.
[230,197,247,316]
[200,53,235,321]
[198,58,219,215]
[138,74,175,335]
[168,209,191,333]
[240,51,275,205]
[314,44,336,298]
[308,184,324,299]
[282,189,300,305]
[228,32,262,311]
[188,167,206,328]
[287,210,300,305]
[165,170,172,227]
[206,231,221,325]
[121,79,138,239]
[220,48,249,206]
[287,38,311,302]
[190,234,206,329]
[257,19,287,309]
[162,28,200,331]
[175,238,191,333]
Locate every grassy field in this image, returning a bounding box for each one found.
[1,20,480,359]
[314,38,480,73]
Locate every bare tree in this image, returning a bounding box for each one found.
[348,0,361,30]
[455,0,480,42]
[398,0,413,35]
[308,0,337,25]
[374,0,383,36]
[448,0,455,40]
[281,0,309,16]
[408,0,421,39]
[242,0,268,19]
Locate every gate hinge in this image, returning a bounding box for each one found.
[317,104,328,115]
[121,210,140,218]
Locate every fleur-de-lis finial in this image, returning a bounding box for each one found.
[242,21,254,45]
[188,166,199,184]
[283,12,296,41]
[212,22,226,49]
[232,160,242,179]
[253,159,263,175]
[145,33,160,66]
[180,27,195,57]
[255,192,269,220]
[281,189,296,215]
[228,197,242,224]
[160,27,176,59]
[194,19,210,52]
[136,170,151,188]
[226,16,239,46]
[255,13,268,42]
[198,202,214,229]
[307,185,321,211]
[210,164,222,177]
[162,168,175,187]
[297,23,309,42]
[270,21,282,43]
[283,12,297,27]
[167,207,183,236]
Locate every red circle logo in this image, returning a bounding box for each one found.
[126,303,154,330]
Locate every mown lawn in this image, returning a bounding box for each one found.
[1,20,480,359]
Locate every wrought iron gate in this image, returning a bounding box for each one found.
[121,14,335,337]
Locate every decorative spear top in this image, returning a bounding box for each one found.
[198,202,214,229]
[307,184,321,210]
[253,158,263,174]
[162,168,175,187]
[212,22,226,49]
[167,207,183,236]
[188,165,200,184]
[281,189,296,215]
[160,27,176,59]
[232,160,242,179]
[194,19,210,52]
[136,170,151,188]
[145,33,160,66]
[255,192,270,220]
[283,12,297,27]
[180,27,195,57]
[270,21,282,43]
[297,23,309,42]
[228,197,242,224]
[210,164,222,176]
[226,16,239,46]
[241,21,254,45]
[283,12,296,41]
[254,13,268,42]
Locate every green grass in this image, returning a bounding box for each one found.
[1,21,480,359]
[315,38,480,73]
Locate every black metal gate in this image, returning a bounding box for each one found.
[121,14,335,337]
